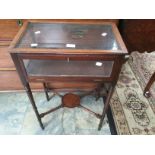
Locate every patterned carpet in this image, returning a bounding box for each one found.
[110,51,155,134]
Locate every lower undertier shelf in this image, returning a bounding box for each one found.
[40,92,102,122]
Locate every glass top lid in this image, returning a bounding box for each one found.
[16,23,121,50]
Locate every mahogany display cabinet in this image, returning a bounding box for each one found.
[9,20,128,130]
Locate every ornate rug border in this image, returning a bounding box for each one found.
[128,54,155,114]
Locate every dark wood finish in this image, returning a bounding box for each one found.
[144,72,155,97]
[98,83,115,130]
[43,82,50,101]
[0,71,99,91]
[25,83,44,129]
[107,107,117,135]
[0,19,119,91]
[44,82,98,90]
[62,93,80,108]
[9,21,127,130]
[9,21,127,54]
[10,53,44,129]
[119,19,155,53]
[40,104,63,118]
[79,104,102,119]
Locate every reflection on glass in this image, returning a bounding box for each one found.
[112,42,118,50]
[16,23,121,50]
[35,31,41,34]
[101,32,107,37]
[31,43,38,47]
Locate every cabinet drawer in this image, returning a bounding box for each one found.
[0,20,20,40]
[0,47,15,69]
[0,71,23,90]
[0,71,44,91]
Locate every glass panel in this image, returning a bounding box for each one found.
[23,59,114,77]
[16,23,121,50]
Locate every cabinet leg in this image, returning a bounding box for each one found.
[98,84,115,131]
[95,88,101,101]
[144,72,155,98]
[43,82,50,101]
[95,83,104,101]
[25,83,44,130]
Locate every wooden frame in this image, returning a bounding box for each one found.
[9,20,128,55]
[9,20,128,131]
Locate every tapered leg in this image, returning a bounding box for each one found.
[94,83,105,101]
[144,72,155,98]
[25,83,44,129]
[43,82,50,101]
[95,87,101,101]
[98,84,115,130]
